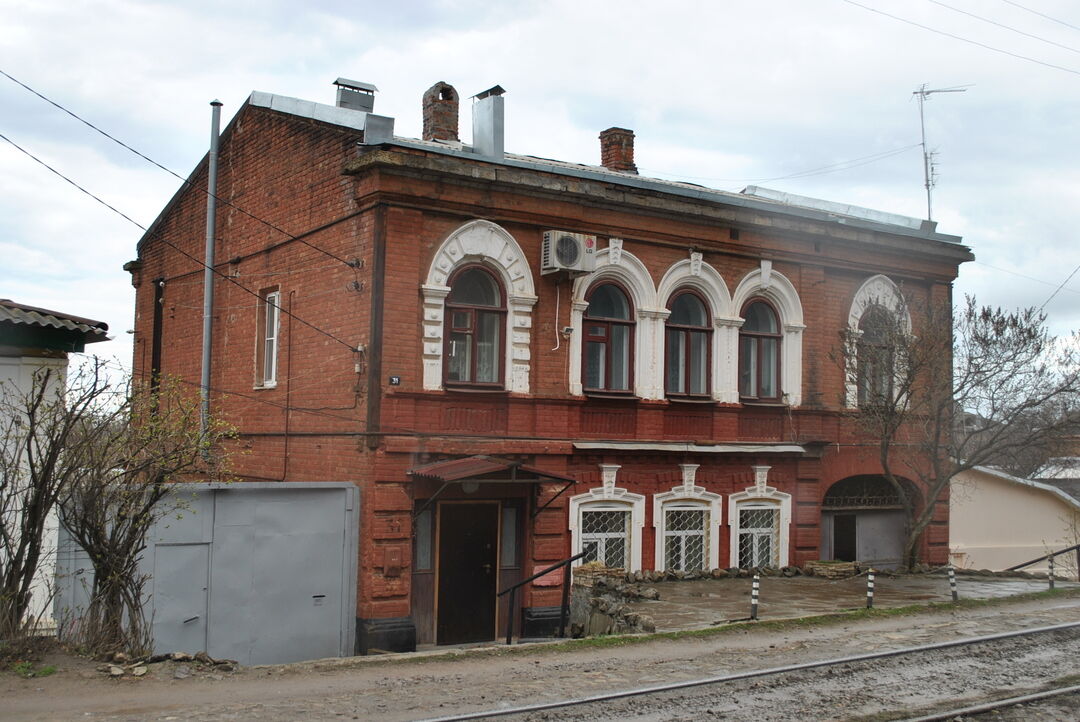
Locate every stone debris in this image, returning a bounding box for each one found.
[95,650,240,679]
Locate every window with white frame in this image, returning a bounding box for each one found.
[580,506,631,568]
[856,305,897,406]
[737,503,780,568]
[256,289,280,387]
[662,502,708,572]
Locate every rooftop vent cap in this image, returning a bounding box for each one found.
[334,78,377,113]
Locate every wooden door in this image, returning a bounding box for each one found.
[437,502,499,645]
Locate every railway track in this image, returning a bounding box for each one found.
[421,621,1080,721]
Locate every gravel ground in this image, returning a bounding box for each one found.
[4,590,1080,721]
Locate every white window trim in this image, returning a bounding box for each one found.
[257,290,281,388]
[569,464,645,571]
[653,464,723,571]
[422,220,537,393]
[731,261,805,406]
[845,274,911,408]
[657,255,739,403]
[727,465,792,568]
[569,241,661,398]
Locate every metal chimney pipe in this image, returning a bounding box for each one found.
[200,100,222,444]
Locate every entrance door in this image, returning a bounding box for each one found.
[437,502,499,645]
[834,513,857,561]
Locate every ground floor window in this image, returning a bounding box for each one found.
[580,508,631,568]
[737,505,780,568]
[663,505,707,572]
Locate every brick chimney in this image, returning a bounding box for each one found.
[422,82,459,142]
[600,127,637,174]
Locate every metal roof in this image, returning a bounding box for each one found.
[0,299,109,343]
[408,455,576,484]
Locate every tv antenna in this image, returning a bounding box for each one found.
[913,83,970,222]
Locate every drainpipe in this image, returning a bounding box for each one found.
[200,100,222,444]
[366,203,386,450]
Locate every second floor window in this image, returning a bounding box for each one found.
[445,266,505,386]
[739,300,781,401]
[583,283,633,393]
[857,305,896,406]
[256,288,280,388]
[665,291,710,397]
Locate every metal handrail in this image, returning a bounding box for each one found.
[1004,543,1080,574]
[496,551,586,645]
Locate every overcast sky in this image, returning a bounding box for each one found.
[3,0,1079,370]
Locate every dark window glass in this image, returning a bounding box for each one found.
[583,283,633,393]
[665,291,710,397]
[445,266,505,386]
[739,300,781,400]
[857,306,895,405]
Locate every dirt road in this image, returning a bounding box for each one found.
[5,591,1080,721]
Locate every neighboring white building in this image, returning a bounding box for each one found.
[950,465,1080,577]
[0,298,109,630]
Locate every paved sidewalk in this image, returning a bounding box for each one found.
[626,574,1077,631]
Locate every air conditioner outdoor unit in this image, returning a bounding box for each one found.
[541,231,597,274]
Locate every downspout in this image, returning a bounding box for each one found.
[200,100,223,443]
[366,203,386,450]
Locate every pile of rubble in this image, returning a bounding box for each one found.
[96,650,238,680]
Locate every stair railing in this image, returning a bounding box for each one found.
[497,551,586,645]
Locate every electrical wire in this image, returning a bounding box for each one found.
[1038,262,1080,311]
[639,143,921,184]
[0,129,359,353]
[841,0,1080,77]
[0,68,358,270]
[929,0,1080,55]
[1000,0,1080,34]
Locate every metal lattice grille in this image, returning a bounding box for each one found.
[738,507,779,568]
[581,509,630,569]
[664,508,707,571]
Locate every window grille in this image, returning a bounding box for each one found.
[738,506,779,568]
[580,509,630,569]
[664,507,707,571]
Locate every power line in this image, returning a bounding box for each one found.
[0,68,359,270]
[0,129,360,354]
[973,260,1080,295]
[1000,0,1080,34]
[841,0,1080,77]
[1039,262,1080,311]
[640,143,921,183]
[929,0,1080,55]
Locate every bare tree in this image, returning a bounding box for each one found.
[57,370,233,656]
[1,363,109,639]
[1,359,232,655]
[843,295,1080,567]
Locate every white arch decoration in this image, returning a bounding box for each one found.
[653,464,724,571]
[568,240,662,398]
[421,220,538,392]
[727,465,792,568]
[569,464,646,572]
[657,254,740,402]
[731,261,806,406]
[845,274,911,407]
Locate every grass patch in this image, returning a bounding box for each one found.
[8,661,57,678]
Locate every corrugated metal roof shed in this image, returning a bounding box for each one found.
[0,299,109,344]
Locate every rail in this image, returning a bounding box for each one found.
[496,551,586,646]
[1005,542,1080,578]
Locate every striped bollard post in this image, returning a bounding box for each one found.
[948,565,958,602]
[1049,555,1055,590]
[751,573,760,620]
[866,568,875,609]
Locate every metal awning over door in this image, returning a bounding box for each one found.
[408,455,575,518]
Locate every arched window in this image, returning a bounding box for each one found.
[857,305,896,406]
[739,300,781,400]
[665,291,711,397]
[583,283,634,393]
[444,266,505,386]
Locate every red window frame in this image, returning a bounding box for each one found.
[739,299,782,401]
[665,289,712,399]
[443,265,507,388]
[582,281,635,395]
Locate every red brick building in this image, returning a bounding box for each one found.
[126,79,972,653]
